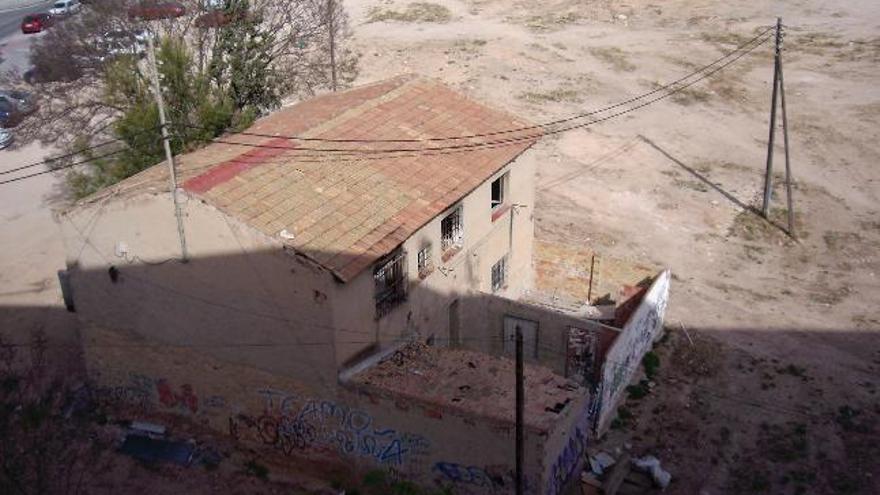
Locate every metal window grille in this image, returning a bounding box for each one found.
[441,206,463,251]
[374,250,408,318]
[417,245,433,277]
[491,255,508,292]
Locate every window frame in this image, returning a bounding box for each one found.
[374,249,408,319]
[417,244,433,279]
[491,173,508,212]
[491,254,508,293]
[440,204,464,254]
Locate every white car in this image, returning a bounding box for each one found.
[49,0,82,16]
[0,128,12,150]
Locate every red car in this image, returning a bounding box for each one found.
[21,13,54,34]
[128,2,186,20]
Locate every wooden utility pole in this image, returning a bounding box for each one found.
[761,18,783,219]
[515,325,524,495]
[327,0,338,91]
[760,18,796,238]
[778,39,795,238]
[146,35,189,262]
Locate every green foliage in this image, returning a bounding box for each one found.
[70,37,238,198]
[642,351,660,380]
[210,0,281,112]
[626,379,650,400]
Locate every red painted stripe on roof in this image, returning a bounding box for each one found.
[183,137,296,194]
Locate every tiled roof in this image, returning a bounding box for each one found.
[94,75,537,282]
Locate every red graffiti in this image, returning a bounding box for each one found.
[156,379,199,413]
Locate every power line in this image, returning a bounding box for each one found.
[184,31,774,157]
[182,25,774,145]
[0,125,163,177]
[0,28,772,188]
[0,148,127,186]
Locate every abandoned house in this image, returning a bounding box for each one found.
[59,75,670,494]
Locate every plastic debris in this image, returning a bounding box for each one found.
[632,455,672,489]
[589,451,616,475]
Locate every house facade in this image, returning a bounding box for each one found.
[59,75,669,494]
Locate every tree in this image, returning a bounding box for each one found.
[0,0,360,197]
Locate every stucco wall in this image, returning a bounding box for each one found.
[595,270,670,435]
[333,148,538,366]
[84,321,588,495]
[458,294,620,380]
[60,192,340,389]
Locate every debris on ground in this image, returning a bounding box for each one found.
[580,450,670,494]
[119,434,195,465]
[632,455,672,489]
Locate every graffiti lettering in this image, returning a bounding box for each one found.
[228,391,430,468]
[156,379,199,413]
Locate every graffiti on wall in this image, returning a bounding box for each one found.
[545,394,593,495]
[564,327,597,386]
[596,270,670,433]
[433,462,533,493]
[94,373,208,414]
[229,388,430,467]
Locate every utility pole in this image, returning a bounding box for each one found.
[777,34,795,238]
[327,0,338,91]
[761,18,783,219]
[146,35,189,262]
[515,325,524,495]
[760,18,796,238]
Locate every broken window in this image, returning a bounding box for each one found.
[374,250,407,318]
[491,254,508,292]
[441,205,463,252]
[417,244,433,278]
[491,173,507,211]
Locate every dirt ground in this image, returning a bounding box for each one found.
[344,0,879,493]
[2,0,878,493]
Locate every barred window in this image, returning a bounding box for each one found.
[417,244,433,278]
[374,250,407,318]
[441,206,463,252]
[491,255,508,292]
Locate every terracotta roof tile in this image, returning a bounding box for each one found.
[95,76,536,282]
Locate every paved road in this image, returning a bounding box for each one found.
[0,1,54,40]
[0,4,77,353]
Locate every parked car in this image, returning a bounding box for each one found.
[0,101,22,128]
[0,90,37,116]
[0,128,12,150]
[49,0,82,16]
[21,13,55,34]
[128,2,185,20]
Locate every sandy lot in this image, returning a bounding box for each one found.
[344,0,879,493]
[1,0,877,493]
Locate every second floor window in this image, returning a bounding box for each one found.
[491,173,507,211]
[441,206,463,252]
[374,250,407,318]
[417,244,433,278]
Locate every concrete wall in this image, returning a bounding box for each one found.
[595,270,670,434]
[60,192,341,389]
[84,320,589,495]
[333,149,538,365]
[459,294,620,381]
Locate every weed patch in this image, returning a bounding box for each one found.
[367,2,452,23]
[519,88,581,104]
[589,46,636,72]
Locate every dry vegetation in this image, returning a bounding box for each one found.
[367,2,452,23]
